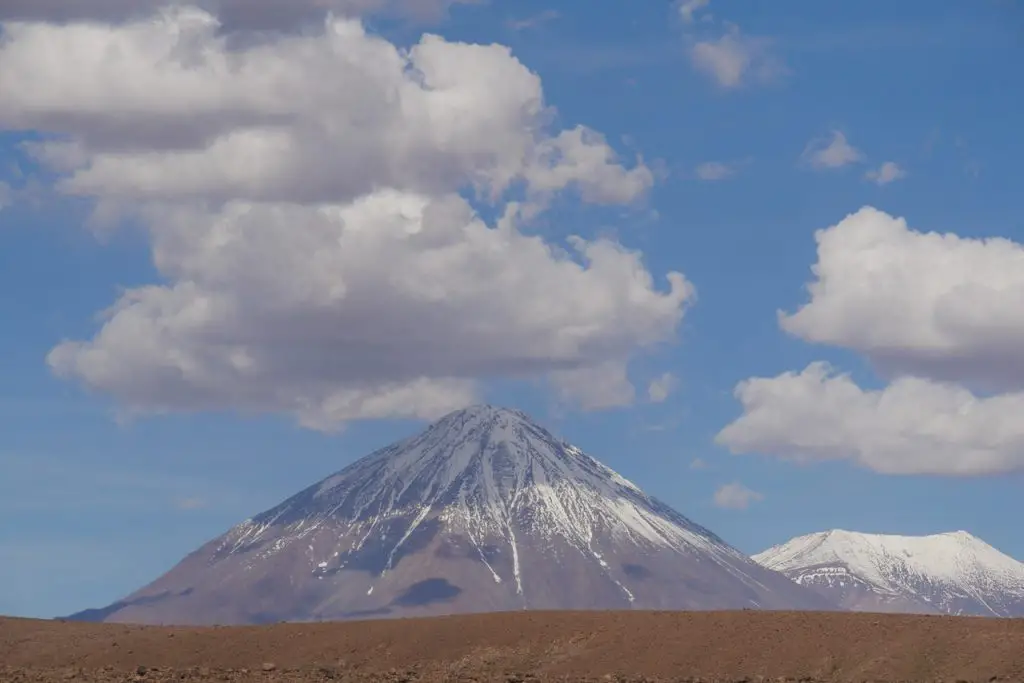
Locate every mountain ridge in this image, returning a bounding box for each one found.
[753,528,1024,616]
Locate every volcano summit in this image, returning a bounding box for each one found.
[74,405,832,624]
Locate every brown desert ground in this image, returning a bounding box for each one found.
[3,610,1024,683]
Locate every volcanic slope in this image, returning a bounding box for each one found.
[754,529,1024,616]
[74,405,834,624]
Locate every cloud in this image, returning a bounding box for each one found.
[718,206,1024,477]
[716,362,1024,476]
[0,0,478,29]
[6,9,690,429]
[1,12,651,208]
[551,360,640,412]
[175,497,207,510]
[690,26,784,89]
[694,161,737,181]
[506,9,559,31]
[802,130,864,169]
[780,206,1024,391]
[689,457,708,470]
[678,0,710,24]
[647,372,678,403]
[47,197,692,428]
[865,161,907,185]
[713,482,762,510]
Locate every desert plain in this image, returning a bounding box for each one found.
[3,610,1024,683]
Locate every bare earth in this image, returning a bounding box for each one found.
[3,610,1024,683]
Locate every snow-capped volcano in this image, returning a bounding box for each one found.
[753,529,1024,617]
[73,405,833,624]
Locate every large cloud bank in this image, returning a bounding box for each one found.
[0,8,692,428]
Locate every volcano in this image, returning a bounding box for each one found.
[754,529,1024,616]
[72,405,834,624]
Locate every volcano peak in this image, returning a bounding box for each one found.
[73,408,835,624]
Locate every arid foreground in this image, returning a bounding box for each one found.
[3,610,1024,683]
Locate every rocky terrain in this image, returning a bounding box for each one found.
[72,405,832,624]
[5,610,1024,682]
[754,528,1024,616]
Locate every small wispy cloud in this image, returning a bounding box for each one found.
[802,130,864,169]
[175,497,207,511]
[678,0,711,24]
[636,414,685,433]
[506,9,559,31]
[864,161,907,185]
[713,481,763,510]
[690,25,786,89]
[694,161,737,181]
[954,136,982,179]
[647,372,678,403]
[689,457,709,470]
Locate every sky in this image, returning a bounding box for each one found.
[1,0,1023,619]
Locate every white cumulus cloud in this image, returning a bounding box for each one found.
[716,362,1024,476]
[0,12,651,208]
[45,193,691,430]
[4,8,690,429]
[719,207,1024,476]
[780,206,1024,390]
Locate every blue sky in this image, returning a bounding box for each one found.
[1,0,1023,618]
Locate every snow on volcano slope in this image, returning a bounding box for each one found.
[71,405,835,625]
[753,529,1024,617]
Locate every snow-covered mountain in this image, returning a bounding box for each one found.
[72,405,833,624]
[753,529,1024,617]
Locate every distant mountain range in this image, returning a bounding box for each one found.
[753,529,1024,617]
[69,405,832,625]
